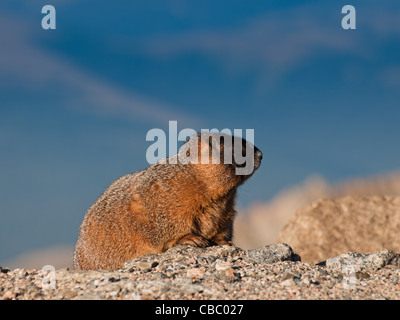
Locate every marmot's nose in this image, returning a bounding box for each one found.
[255,149,263,161]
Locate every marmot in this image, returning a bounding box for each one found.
[73,132,263,270]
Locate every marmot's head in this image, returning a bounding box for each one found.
[178,132,263,197]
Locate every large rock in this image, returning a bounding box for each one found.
[277,196,400,264]
[123,243,300,271]
[245,243,301,264]
[319,249,400,273]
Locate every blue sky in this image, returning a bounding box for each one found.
[0,0,399,263]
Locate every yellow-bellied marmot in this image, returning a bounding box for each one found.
[73,132,263,270]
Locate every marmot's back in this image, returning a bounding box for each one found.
[74,133,263,270]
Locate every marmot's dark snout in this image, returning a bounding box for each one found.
[255,148,263,161]
[254,148,263,169]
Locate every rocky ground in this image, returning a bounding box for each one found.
[1,243,400,300]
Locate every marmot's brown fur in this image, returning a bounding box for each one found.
[73,133,263,270]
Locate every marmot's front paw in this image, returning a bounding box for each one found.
[176,234,211,248]
[214,239,234,246]
[211,234,234,246]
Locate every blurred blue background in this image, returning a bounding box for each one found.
[0,0,399,264]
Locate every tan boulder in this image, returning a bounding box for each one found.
[277,196,400,264]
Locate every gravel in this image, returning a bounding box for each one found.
[1,244,400,300]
